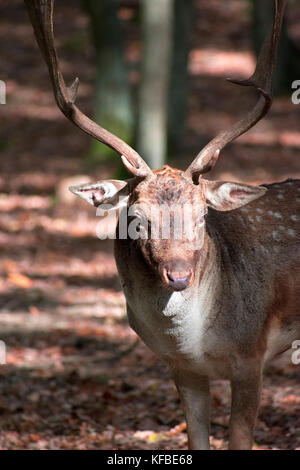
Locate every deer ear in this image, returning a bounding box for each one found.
[69,180,129,209]
[205,181,267,211]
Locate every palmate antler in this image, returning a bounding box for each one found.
[185,0,287,181]
[24,0,152,178]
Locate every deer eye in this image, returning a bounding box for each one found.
[130,213,148,231]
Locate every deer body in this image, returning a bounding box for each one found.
[25,0,296,450]
[115,177,300,449]
[116,178,300,376]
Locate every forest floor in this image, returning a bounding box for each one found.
[0,0,299,450]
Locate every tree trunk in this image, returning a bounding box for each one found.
[137,0,174,169]
[168,0,193,153]
[83,0,134,163]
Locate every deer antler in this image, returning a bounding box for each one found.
[24,0,152,178]
[185,0,287,181]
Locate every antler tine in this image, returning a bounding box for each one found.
[185,0,287,181]
[24,0,151,178]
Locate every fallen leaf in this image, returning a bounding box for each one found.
[282,395,300,405]
[29,306,40,316]
[167,422,186,437]
[8,272,32,288]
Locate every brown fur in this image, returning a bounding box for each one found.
[114,171,300,450]
[73,168,300,450]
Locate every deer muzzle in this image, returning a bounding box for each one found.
[162,260,193,291]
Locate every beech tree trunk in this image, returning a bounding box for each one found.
[137,0,174,169]
[168,0,193,153]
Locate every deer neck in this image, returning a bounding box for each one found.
[158,228,223,329]
[117,222,229,368]
[142,229,224,367]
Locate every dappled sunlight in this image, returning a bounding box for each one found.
[189,48,254,78]
[0,0,299,451]
[4,81,93,122]
[0,194,51,212]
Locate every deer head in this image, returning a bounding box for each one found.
[70,167,267,291]
[25,0,286,292]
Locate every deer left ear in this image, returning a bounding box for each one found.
[205,181,267,211]
[69,180,130,209]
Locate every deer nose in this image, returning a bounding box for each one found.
[167,272,191,291]
[162,264,192,291]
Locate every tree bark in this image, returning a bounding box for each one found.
[168,0,193,153]
[137,0,174,169]
[83,0,134,163]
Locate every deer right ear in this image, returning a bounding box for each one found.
[69,180,130,209]
[205,180,267,211]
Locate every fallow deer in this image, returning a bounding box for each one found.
[25,0,300,450]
